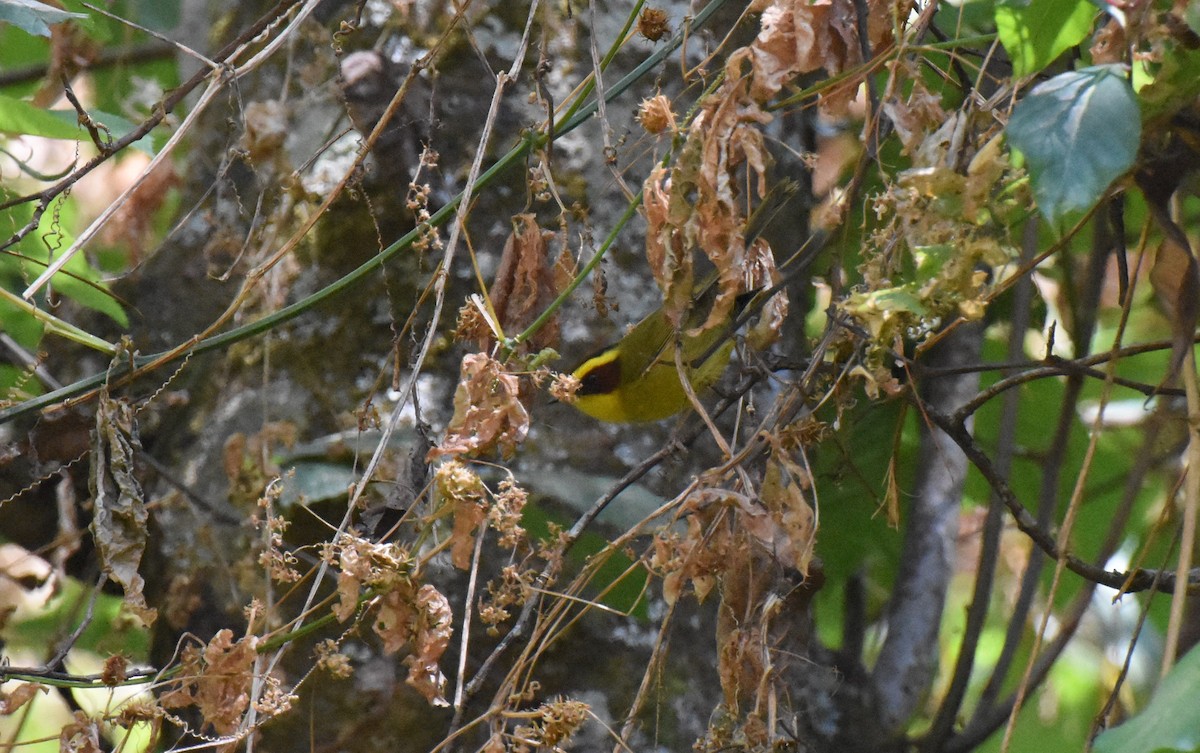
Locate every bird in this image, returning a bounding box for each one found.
[568,281,741,422]
[567,182,808,423]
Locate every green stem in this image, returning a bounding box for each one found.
[0,286,116,355]
[557,0,646,127]
[506,188,645,353]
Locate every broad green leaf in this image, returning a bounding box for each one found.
[1093,643,1200,753]
[0,96,155,152]
[0,94,84,139]
[913,245,955,278]
[1006,65,1140,229]
[45,264,129,326]
[995,0,1097,78]
[0,0,85,37]
[11,202,129,327]
[864,287,927,316]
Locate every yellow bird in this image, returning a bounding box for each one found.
[568,285,740,422]
[566,182,801,423]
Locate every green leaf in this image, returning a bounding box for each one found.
[995,0,1097,78]
[0,94,84,139]
[0,0,85,37]
[11,201,129,327]
[1136,45,1200,123]
[868,287,927,316]
[1006,65,1140,229]
[1093,643,1200,753]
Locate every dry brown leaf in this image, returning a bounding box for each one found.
[334,544,369,623]
[652,491,739,604]
[450,495,487,570]
[715,543,773,713]
[1150,233,1200,373]
[430,460,490,570]
[89,392,156,625]
[374,586,416,654]
[160,629,258,735]
[743,0,899,112]
[881,69,948,155]
[744,237,789,350]
[404,584,452,706]
[334,536,413,623]
[643,163,687,296]
[429,354,530,460]
[59,710,102,753]
[487,214,568,352]
[0,683,45,715]
[755,454,817,575]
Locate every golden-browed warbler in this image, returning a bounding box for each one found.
[567,182,802,423]
[569,283,744,422]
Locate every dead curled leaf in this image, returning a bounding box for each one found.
[485,214,573,352]
[644,0,896,337]
[744,0,899,112]
[374,586,417,655]
[450,495,486,570]
[428,353,530,460]
[160,629,259,735]
[89,391,156,626]
[430,460,489,570]
[404,584,452,706]
[652,490,738,605]
[751,453,816,576]
[333,536,411,623]
[371,583,452,707]
[715,541,785,715]
[59,710,102,753]
[0,683,45,715]
[329,536,452,705]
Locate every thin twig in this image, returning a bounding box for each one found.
[453,523,488,711]
[82,2,219,69]
[45,573,106,670]
[1162,347,1200,675]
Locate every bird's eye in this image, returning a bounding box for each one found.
[576,357,621,396]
